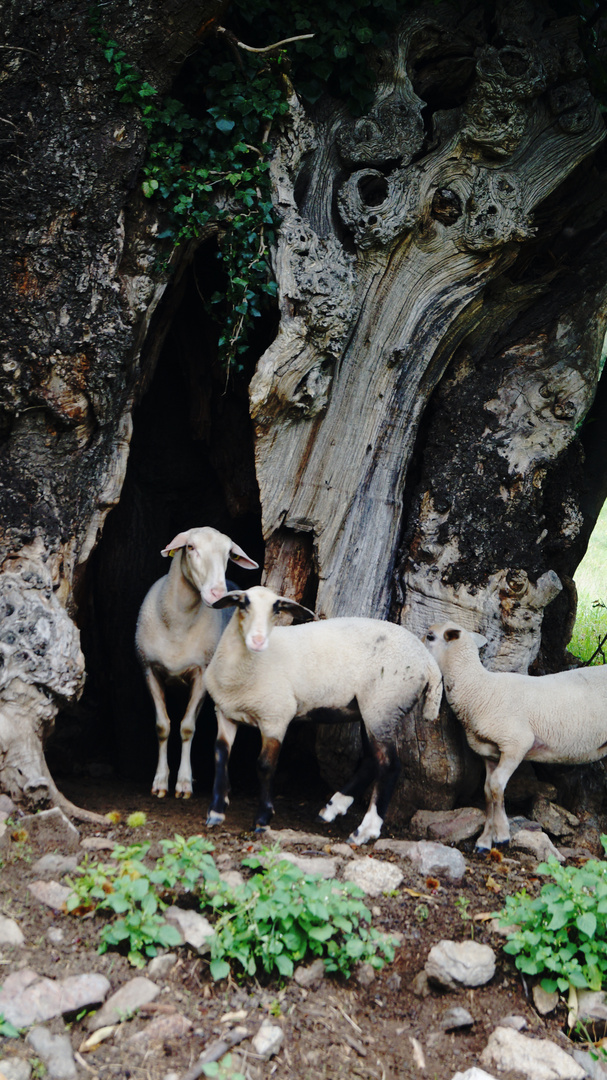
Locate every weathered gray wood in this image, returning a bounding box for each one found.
[251,3,607,810]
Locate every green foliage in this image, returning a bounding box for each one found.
[204,849,396,981]
[66,836,216,967]
[67,837,395,981]
[0,1013,20,1038]
[498,838,607,993]
[202,1055,245,1080]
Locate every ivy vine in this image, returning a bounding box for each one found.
[89,1,408,373]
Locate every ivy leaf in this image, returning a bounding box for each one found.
[215,117,235,133]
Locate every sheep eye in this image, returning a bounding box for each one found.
[426,632,435,642]
[187,544,194,551]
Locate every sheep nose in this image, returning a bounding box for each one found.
[208,585,226,602]
[249,634,267,651]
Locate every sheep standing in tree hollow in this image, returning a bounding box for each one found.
[424,622,607,852]
[204,586,443,844]
[135,527,258,798]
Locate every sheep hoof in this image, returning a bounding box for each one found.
[182,791,191,800]
[254,823,270,834]
[206,810,225,827]
[153,789,167,799]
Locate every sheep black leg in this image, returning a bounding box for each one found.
[255,736,282,829]
[207,738,231,825]
[207,708,237,827]
[319,722,377,823]
[349,739,401,845]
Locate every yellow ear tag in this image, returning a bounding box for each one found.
[168,549,176,557]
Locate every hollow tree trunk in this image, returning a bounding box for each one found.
[253,2,607,810]
[0,0,227,815]
[1,0,606,822]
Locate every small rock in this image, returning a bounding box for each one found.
[19,808,80,853]
[511,828,565,863]
[386,972,401,991]
[252,1019,283,1060]
[452,1070,498,1080]
[263,828,332,846]
[0,1061,32,1080]
[330,842,356,857]
[531,797,580,838]
[0,794,16,815]
[425,941,496,990]
[0,970,110,1028]
[31,854,79,877]
[498,1014,528,1030]
[147,953,178,979]
[164,907,214,952]
[411,971,431,997]
[0,914,25,947]
[270,851,341,878]
[46,928,65,946]
[343,856,404,897]
[572,1048,607,1079]
[294,958,325,989]
[80,837,115,852]
[219,869,245,891]
[26,1026,76,1080]
[533,983,560,1015]
[88,977,160,1032]
[126,1012,193,1048]
[409,808,486,844]
[441,1006,474,1030]
[28,880,72,912]
[574,989,607,1039]
[355,962,376,988]
[481,1026,585,1079]
[374,839,466,883]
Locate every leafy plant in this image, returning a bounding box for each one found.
[204,849,396,981]
[66,836,395,981]
[66,837,215,967]
[0,1013,19,1038]
[498,837,607,993]
[202,1055,245,1080]
[455,894,474,939]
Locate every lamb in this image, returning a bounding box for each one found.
[204,585,443,844]
[424,621,607,851]
[135,527,258,798]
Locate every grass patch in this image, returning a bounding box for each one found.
[570,500,607,665]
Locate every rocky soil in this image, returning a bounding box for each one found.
[1,778,606,1080]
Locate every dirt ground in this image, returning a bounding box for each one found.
[0,777,595,1080]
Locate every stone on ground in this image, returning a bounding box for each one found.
[164,906,214,952]
[0,1060,32,1080]
[374,839,466,882]
[0,969,110,1028]
[425,941,496,990]
[480,1026,586,1079]
[252,1020,284,1059]
[343,856,403,896]
[28,880,72,911]
[0,914,25,946]
[88,976,160,1032]
[18,808,80,853]
[26,1026,77,1080]
[409,808,486,844]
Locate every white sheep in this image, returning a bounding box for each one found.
[424,621,607,851]
[204,585,443,844]
[135,527,258,798]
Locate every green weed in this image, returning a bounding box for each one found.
[570,500,607,665]
[497,836,607,993]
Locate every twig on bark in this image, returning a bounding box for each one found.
[216,26,314,53]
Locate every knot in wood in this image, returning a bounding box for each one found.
[431,189,462,225]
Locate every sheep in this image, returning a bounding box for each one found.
[135,527,258,798]
[203,585,443,844]
[424,621,607,852]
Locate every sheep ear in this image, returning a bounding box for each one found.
[274,598,318,622]
[444,628,461,642]
[471,632,488,650]
[161,532,190,557]
[228,542,259,571]
[212,591,249,610]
